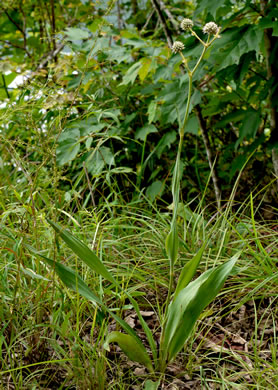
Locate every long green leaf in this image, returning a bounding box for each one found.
[161,254,239,363]
[173,242,206,301]
[47,219,157,362]
[104,332,153,373]
[25,244,102,305]
[47,219,118,286]
[26,245,150,364]
[165,225,179,265]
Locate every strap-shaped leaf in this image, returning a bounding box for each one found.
[26,245,148,354]
[45,220,157,363]
[25,244,102,305]
[165,225,179,266]
[47,219,118,286]
[161,254,239,363]
[104,331,154,373]
[173,242,206,301]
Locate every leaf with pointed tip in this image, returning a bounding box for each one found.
[104,331,154,373]
[161,254,239,363]
[43,221,157,363]
[173,243,206,301]
[165,225,179,266]
[25,245,146,349]
[47,219,118,286]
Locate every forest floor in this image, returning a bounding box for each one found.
[1,201,278,389]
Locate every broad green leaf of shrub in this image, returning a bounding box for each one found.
[135,124,158,141]
[195,0,228,18]
[120,62,142,85]
[108,45,132,63]
[214,109,247,128]
[161,254,238,363]
[235,108,261,148]
[147,101,157,124]
[146,180,164,201]
[156,131,177,158]
[139,58,152,81]
[259,16,278,36]
[104,332,154,373]
[86,146,115,175]
[185,114,199,135]
[209,26,264,72]
[64,27,90,41]
[58,128,80,142]
[56,139,80,166]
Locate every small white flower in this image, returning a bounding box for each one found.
[172,41,185,54]
[203,22,219,35]
[180,18,194,31]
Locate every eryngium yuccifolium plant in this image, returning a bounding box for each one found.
[172,41,185,53]
[180,18,194,31]
[28,16,238,388]
[203,21,219,35]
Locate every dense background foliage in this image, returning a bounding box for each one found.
[1,0,278,210]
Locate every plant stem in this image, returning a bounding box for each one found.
[160,29,222,373]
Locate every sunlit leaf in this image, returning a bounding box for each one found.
[161,254,239,363]
[173,242,206,300]
[64,27,90,41]
[47,220,118,286]
[138,58,152,81]
[56,139,80,166]
[104,331,154,373]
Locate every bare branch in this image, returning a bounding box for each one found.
[50,0,57,52]
[195,104,221,208]
[151,0,173,47]
[116,0,124,30]
[158,0,180,33]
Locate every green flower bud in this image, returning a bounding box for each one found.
[203,22,219,35]
[172,41,185,54]
[180,18,194,31]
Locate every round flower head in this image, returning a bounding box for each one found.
[203,22,219,35]
[180,18,194,31]
[172,41,185,54]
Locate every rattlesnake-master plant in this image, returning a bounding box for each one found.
[27,19,238,385]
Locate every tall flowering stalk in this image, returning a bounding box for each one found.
[164,20,221,325]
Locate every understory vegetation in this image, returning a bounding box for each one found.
[1,0,278,389]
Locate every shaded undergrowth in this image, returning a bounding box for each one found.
[1,189,278,389]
